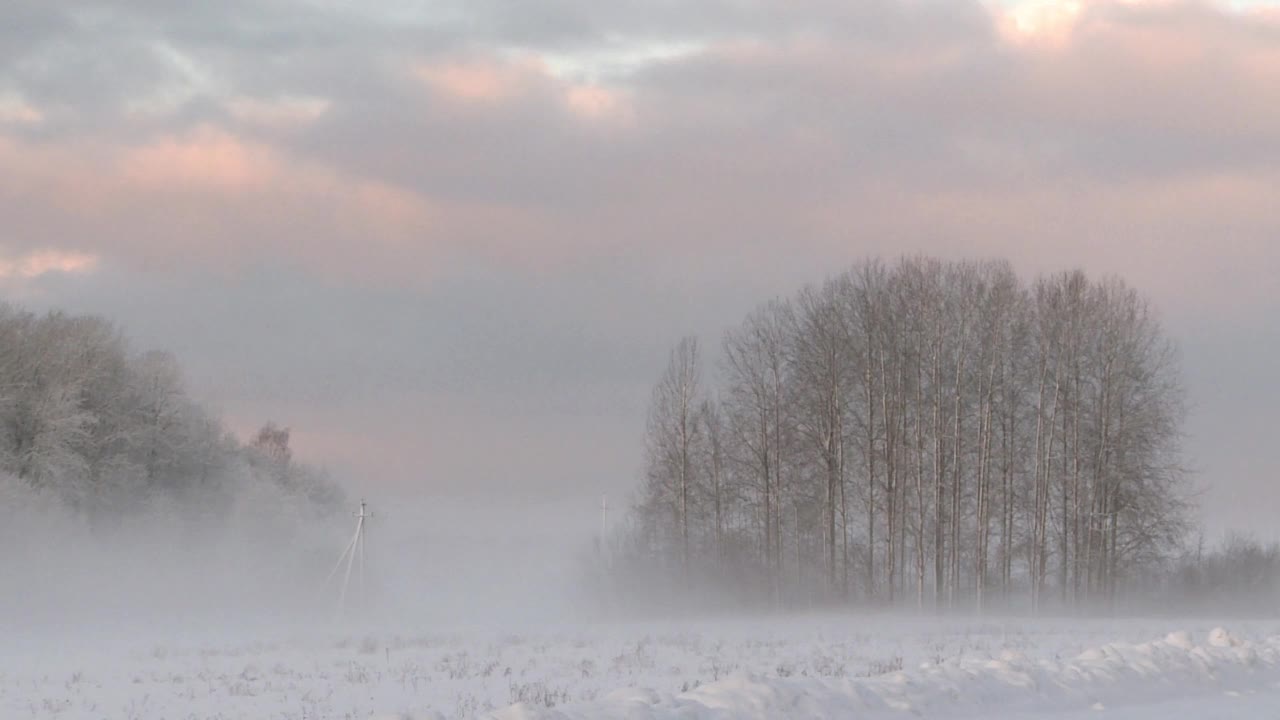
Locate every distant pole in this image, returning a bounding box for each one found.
[357,499,368,611]
[326,499,372,618]
[601,495,609,540]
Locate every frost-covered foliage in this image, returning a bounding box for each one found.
[617,257,1190,614]
[0,304,344,527]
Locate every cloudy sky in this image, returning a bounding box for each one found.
[2,0,1279,536]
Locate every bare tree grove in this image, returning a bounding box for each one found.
[619,257,1190,613]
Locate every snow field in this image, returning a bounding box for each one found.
[497,625,1280,719]
[5,617,1280,719]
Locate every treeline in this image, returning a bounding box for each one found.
[613,257,1190,614]
[0,304,343,529]
[1166,534,1280,615]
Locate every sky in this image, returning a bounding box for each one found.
[2,0,1280,538]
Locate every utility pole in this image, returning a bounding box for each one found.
[597,494,610,568]
[325,499,372,618]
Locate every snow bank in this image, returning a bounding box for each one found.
[488,628,1280,719]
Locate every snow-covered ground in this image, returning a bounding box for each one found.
[5,616,1280,719]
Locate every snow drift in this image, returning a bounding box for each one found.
[488,628,1280,720]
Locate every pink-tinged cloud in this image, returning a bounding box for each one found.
[3,0,1280,313]
[122,126,280,192]
[0,127,451,281]
[564,84,632,122]
[0,95,43,127]
[415,57,535,104]
[998,0,1081,42]
[414,53,634,123]
[995,0,1219,44]
[0,250,98,279]
[1005,3,1280,129]
[0,123,608,285]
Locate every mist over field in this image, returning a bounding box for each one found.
[8,0,1280,717]
[0,286,1275,718]
[1,482,595,635]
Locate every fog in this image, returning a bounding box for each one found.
[1,484,599,639]
[9,0,1280,716]
[0,261,1269,655]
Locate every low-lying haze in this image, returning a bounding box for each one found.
[4,0,1280,622]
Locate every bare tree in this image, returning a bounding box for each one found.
[723,302,793,604]
[699,397,727,568]
[643,336,703,580]
[790,280,855,598]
